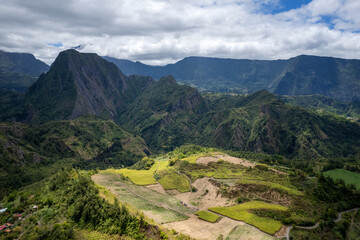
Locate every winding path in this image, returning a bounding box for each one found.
[283,207,359,239]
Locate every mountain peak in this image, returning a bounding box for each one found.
[25,51,153,123]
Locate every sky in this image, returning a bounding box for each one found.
[1,0,360,65]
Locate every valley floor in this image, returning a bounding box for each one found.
[92,172,281,240]
[92,152,292,240]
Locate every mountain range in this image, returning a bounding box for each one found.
[104,55,360,102]
[0,49,359,160]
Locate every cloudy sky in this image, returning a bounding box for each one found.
[1,0,360,65]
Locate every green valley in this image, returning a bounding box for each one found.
[1,49,360,240]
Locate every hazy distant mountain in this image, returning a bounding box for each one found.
[104,55,360,102]
[0,50,49,91]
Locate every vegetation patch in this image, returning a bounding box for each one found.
[237,179,303,196]
[324,169,360,190]
[157,169,190,192]
[102,160,170,186]
[194,210,220,223]
[209,201,288,235]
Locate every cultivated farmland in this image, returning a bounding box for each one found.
[93,148,318,239]
[209,201,288,234]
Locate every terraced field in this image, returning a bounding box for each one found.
[209,201,288,235]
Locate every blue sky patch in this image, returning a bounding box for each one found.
[320,15,336,29]
[260,0,312,14]
[47,42,63,47]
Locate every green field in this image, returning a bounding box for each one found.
[195,210,220,223]
[324,169,360,190]
[157,168,190,192]
[209,201,288,235]
[102,160,169,185]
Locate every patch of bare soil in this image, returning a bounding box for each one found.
[217,154,256,167]
[164,216,243,240]
[196,154,256,167]
[270,168,288,175]
[175,177,233,209]
[196,156,219,164]
[274,225,288,238]
[146,183,166,194]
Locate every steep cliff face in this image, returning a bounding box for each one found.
[25,50,154,123]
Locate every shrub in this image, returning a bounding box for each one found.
[255,164,269,171]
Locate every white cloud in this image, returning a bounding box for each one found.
[0,0,360,65]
